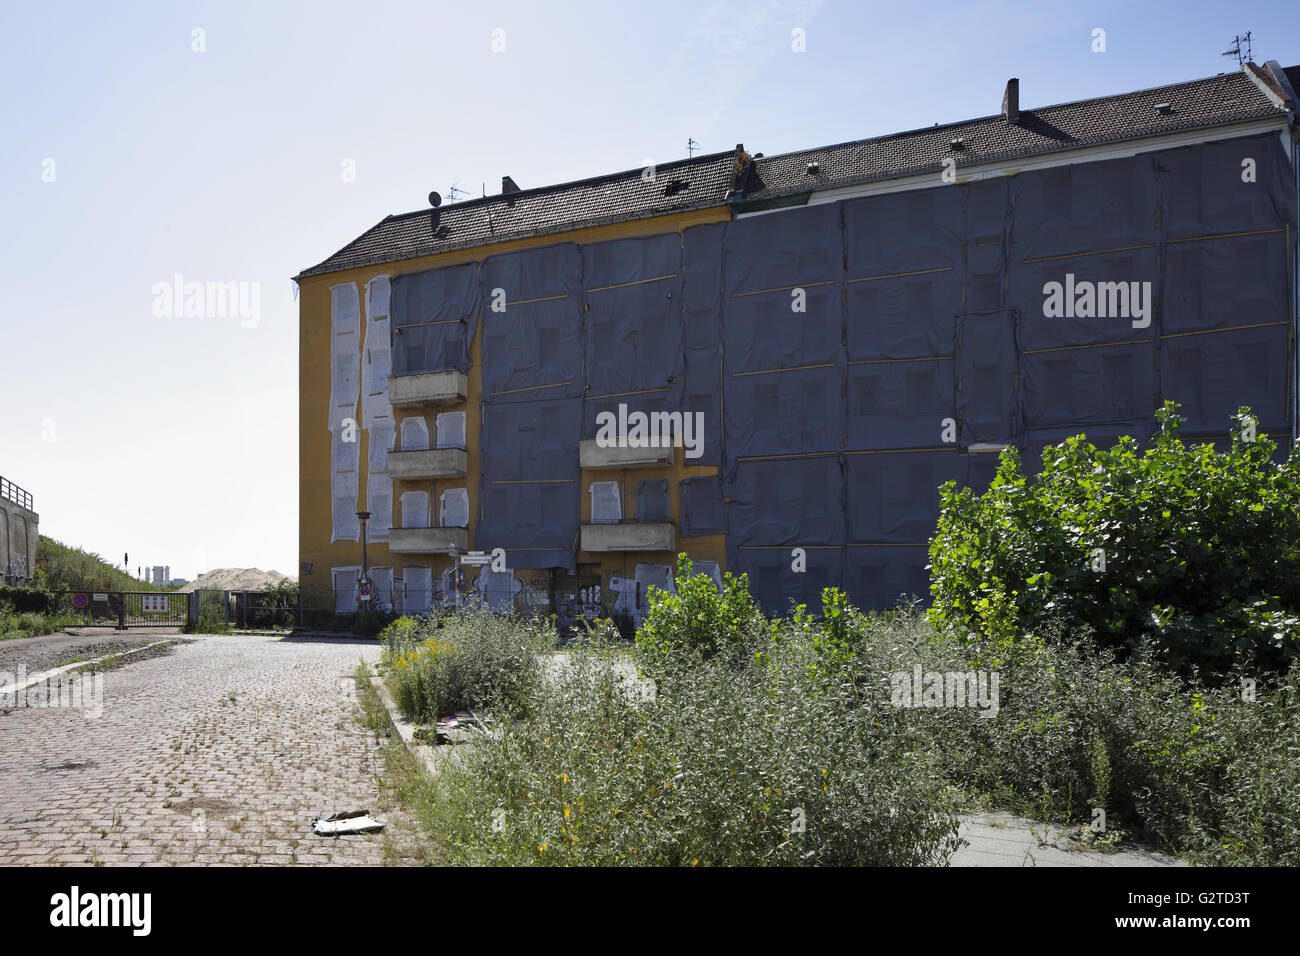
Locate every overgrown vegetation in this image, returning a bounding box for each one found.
[184,592,230,635]
[35,535,176,592]
[0,603,88,639]
[381,606,555,725]
[367,407,1300,866]
[929,402,1300,678]
[252,578,298,629]
[380,571,1297,866]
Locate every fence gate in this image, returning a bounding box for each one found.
[53,590,190,629]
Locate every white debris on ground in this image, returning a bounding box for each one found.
[311,810,385,836]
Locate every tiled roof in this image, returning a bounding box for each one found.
[300,66,1296,279]
[737,68,1293,203]
[297,150,745,278]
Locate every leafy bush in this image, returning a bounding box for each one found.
[929,402,1300,677]
[379,615,421,643]
[347,608,395,637]
[382,604,556,724]
[0,586,56,614]
[184,607,230,635]
[254,579,298,628]
[634,554,770,677]
[0,601,88,639]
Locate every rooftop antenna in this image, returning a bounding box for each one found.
[447,183,469,202]
[687,137,700,158]
[1221,32,1253,68]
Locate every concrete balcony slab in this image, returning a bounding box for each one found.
[388,448,467,479]
[387,370,467,408]
[579,439,675,469]
[580,522,675,552]
[388,527,468,554]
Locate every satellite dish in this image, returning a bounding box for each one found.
[428,191,442,208]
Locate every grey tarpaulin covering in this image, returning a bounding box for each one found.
[385,132,1295,600]
[845,451,965,543]
[636,478,671,523]
[679,476,725,535]
[723,203,845,459]
[584,234,684,398]
[390,262,480,374]
[726,457,845,548]
[682,223,726,465]
[480,243,584,402]
[476,397,582,570]
[721,133,1294,613]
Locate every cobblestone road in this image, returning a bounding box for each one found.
[0,634,393,866]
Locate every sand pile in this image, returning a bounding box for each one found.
[179,568,294,593]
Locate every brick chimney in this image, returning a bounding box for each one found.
[1002,77,1020,124]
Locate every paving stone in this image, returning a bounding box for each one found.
[0,634,403,866]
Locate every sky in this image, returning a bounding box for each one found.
[1,0,1297,581]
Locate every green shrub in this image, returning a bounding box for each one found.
[0,601,87,639]
[382,605,556,724]
[379,615,421,643]
[929,402,1300,677]
[350,608,395,637]
[185,607,230,635]
[255,579,298,628]
[0,586,56,614]
[635,554,770,678]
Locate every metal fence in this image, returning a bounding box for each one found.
[0,476,33,511]
[47,590,189,628]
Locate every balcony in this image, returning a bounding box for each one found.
[387,370,467,408]
[580,522,675,552]
[579,439,674,470]
[388,527,468,554]
[388,447,467,479]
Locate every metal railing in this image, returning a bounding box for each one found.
[0,476,32,511]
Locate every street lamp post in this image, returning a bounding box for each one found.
[356,511,371,606]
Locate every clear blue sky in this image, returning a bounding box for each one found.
[1,0,1296,580]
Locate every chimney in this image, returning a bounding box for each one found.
[1002,77,1020,123]
[501,175,520,194]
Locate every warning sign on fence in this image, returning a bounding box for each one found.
[142,595,169,613]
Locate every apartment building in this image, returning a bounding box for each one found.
[297,61,1300,620]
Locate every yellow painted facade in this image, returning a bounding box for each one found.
[299,206,731,612]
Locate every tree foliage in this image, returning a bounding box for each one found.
[928,403,1300,677]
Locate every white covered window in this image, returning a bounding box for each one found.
[403,565,434,614]
[401,490,430,529]
[332,566,360,613]
[436,410,467,450]
[589,481,621,524]
[401,416,430,451]
[440,488,469,527]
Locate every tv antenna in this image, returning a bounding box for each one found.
[1221,32,1253,68]
[687,137,700,158]
[447,183,469,202]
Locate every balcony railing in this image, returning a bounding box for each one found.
[0,476,32,511]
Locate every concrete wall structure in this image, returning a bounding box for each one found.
[0,482,39,586]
